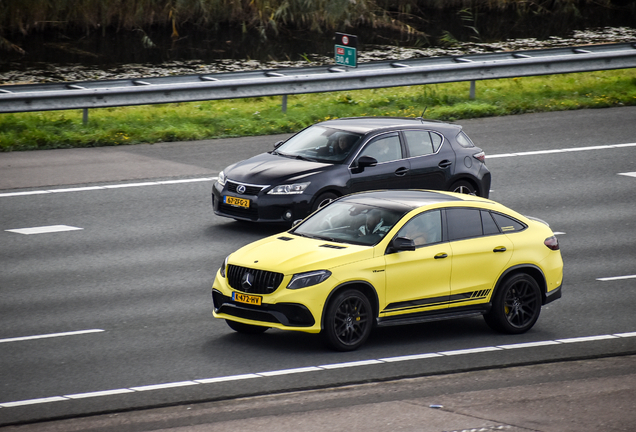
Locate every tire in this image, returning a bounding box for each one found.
[450,180,477,196]
[484,273,542,334]
[322,289,373,351]
[312,192,338,212]
[226,319,269,334]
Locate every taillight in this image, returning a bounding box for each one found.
[544,236,560,250]
[473,151,486,163]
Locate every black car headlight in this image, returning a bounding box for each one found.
[268,182,310,195]
[287,270,331,290]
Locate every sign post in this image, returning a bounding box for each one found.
[335,32,358,68]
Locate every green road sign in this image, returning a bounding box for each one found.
[335,45,357,67]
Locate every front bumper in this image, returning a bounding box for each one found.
[212,181,313,223]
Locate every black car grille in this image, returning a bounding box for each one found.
[227,181,267,196]
[227,265,284,294]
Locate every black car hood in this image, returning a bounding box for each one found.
[224,152,334,185]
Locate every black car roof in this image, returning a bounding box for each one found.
[339,190,464,212]
[317,117,461,135]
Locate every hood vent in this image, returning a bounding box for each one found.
[277,236,294,241]
[320,244,347,249]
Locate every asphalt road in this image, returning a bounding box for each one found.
[1,106,635,428]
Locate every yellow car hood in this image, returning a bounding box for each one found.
[229,234,374,275]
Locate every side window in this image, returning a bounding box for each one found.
[481,210,500,236]
[396,210,442,246]
[431,132,443,152]
[447,208,482,241]
[455,131,475,148]
[403,130,434,157]
[360,133,402,163]
[491,212,527,232]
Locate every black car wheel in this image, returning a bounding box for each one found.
[450,180,477,195]
[226,319,269,334]
[323,289,372,351]
[484,273,542,334]
[312,192,338,212]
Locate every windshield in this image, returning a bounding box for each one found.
[291,201,406,246]
[275,126,362,163]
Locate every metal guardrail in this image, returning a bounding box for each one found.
[1,42,635,114]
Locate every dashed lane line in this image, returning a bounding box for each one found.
[5,225,83,235]
[1,331,635,408]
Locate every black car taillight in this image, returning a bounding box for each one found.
[473,151,486,163]
[544,236,560,250]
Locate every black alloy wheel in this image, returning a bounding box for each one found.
[323,289,373,351]
[226,319,269,334]
[450,180,477,195]
[484,273,542,334]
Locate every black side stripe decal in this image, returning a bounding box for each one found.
[383,289,492,313]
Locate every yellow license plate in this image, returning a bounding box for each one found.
[232,292,262,306]
[224,196,250,208]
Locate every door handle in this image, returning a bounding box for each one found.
[493,247,507,253]
[438,160,452,168]
[434,253,448,259]
[394,167,409,176]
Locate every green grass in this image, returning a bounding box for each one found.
[2,69,635,151]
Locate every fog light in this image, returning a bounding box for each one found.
[283,210,293,220]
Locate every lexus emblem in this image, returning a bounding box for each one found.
[241,272,253,291]
[236,184,246,194]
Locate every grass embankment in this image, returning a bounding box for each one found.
[1,69,635,151]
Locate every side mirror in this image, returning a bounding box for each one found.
[357,155,377,168]
[387,237,416,254]
[274,140,284,149]
[352,155,378,173]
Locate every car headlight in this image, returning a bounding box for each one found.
[287,270,331,290]
[217,171,226,187]
[219,255,229,278]
[268,182,310,195]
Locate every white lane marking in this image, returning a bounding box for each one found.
[0,177,216,198]
[0,329,104,344]
[65,389,135,399]
[130,381,198,392]
[5,225,83,235]
[488,142,636,159]
[597,275,636,282]
[2,331,635,409]
[618,172,636,178]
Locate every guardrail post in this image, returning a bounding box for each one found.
[469,81,476,100]
[282,95,288,113]
[83,108,89,125]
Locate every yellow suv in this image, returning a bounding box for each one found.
[212,190,563,351]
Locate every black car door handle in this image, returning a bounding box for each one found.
[438,160,452,168]
[493,247,507,253]
[394,167,409,176]
[434,253,448,259]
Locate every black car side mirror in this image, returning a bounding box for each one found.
[352,155,378,173]
[387,237,416,254]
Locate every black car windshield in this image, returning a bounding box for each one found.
[292,201,406,246]
[275,126,362,163]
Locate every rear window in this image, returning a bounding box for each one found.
[455,131,475,148]
[491,212,527,233]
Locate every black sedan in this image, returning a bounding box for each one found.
[212,117,491,223]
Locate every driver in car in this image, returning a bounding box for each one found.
[358,209,390,237]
